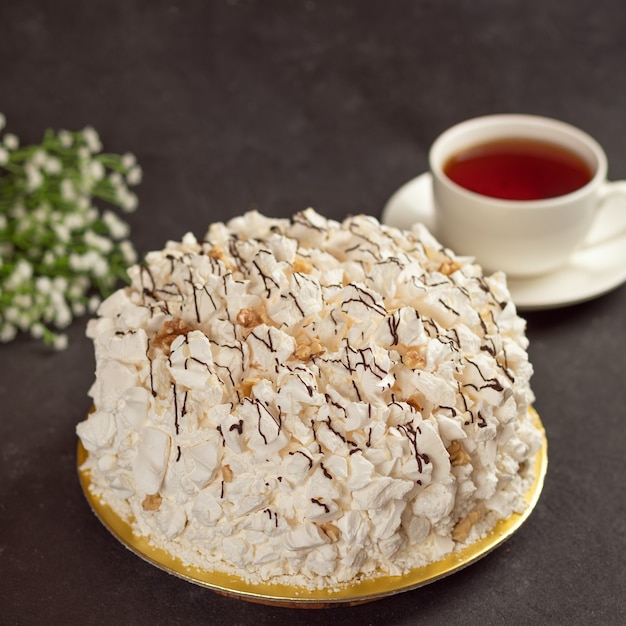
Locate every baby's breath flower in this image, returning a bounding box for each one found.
[60,178,76,201]
[121,152,136,169]
[0,323,17,343]
[3,132,19,150]
[53,223,71,243]
[58,130,73,148]
[89,159,105,181]
[36,276,52,294]
[117,188,138,212]
[0,114,142,349]
[52,334,68,351]
[44,156,62,175]
[126,165,143,186]
[82,126,102,153]
[30,323,45,339]
[24,162,44,191]
[109,171,124,189]
[84,229,113,254]
[103,210,130,240]
[31,149,47,167]
[72,301,86,316]
[119,240,137,264]
[88,295,101,314]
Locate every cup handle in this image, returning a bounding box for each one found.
[583,180,626,248]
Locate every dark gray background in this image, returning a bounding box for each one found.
[1,1,625,624]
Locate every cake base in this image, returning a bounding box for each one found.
[77,409,547,608]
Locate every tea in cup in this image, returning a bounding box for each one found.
[429,114,626,277]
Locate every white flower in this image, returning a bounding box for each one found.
[25,162,44,191]
[32,204,49,223]
[121,152,136,169]
[52,276,68,293]
[64,212,86,231]
[32,150,47,167]
[82,126,102,153]
[44,156,62,175]
[109,172,123,189]
[0,323,17,343]
[68,276,88,298]
[119,239,137,264]
[59,130,73,148]
[54,301,72,327]
[61,179,76,201]
[0,146,8,165]
[88,295,101,313]
[4,307,20,323]
[7,259,34,288]
[85,229,113,253]
[53,223,71,243]
[77,197,91,211]
[14,294,32,309]
[3,133,19,150]
[17,313,32,331]
[118,189,138,212]
[126,165,142,186]
[103,210,130,240]
[89,159,105,181]
[53,333,68,351]
[92,256,109,278]
[80,250,100,271]
[72,301,86,316]
[69,253,85,272]
[36,276,52,294]
[30,323,44,339]
[0,214,7,230]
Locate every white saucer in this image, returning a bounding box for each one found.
[381,173,626,311]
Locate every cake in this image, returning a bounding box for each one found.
[77,208,542,589]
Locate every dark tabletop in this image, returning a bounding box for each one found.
[1,1,625,624]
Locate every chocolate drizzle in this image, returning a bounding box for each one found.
[172,383,180,434]
[311,498,329,513]
[398,422,431,475]
[289,450,313,469]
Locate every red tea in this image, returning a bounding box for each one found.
[443,138,593,200]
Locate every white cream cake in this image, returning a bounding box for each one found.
[77,208,542,589]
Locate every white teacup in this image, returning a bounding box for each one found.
[430,114,626,277]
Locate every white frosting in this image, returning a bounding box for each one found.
[78,208,541,589]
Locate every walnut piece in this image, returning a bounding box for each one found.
[292,257,313,274]
[151,317,193,354]
[404,347,426,370]
[452,509,481,543]
[222,464,234,483]
[294,339,324,361]
[406,394,424,412]
[447,440,472,466]
[236,377,260,399]
[236,308,262,329]
[439,259,462,276]
[142,493,162,511]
